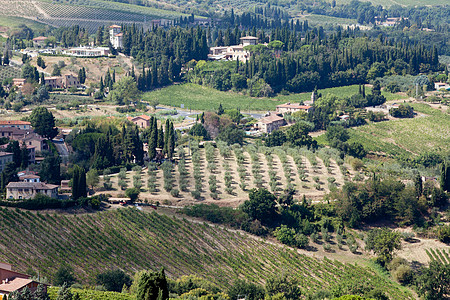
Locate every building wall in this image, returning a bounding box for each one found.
[6,188,58,200]
[0,154,13,173]
[133,119,150,128]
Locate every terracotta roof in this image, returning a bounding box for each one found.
[32,36,47,41]
[0,152,13,157]
[6,182,58,190]
[0,277,33,293]
[240,36,258,40]
[0,120,31,126]
[20,175,40,179]
[277,103,312,110]
[109,25,121,28]
[115,33,123,37]
[129,115,151,121]
[260,114,285,124]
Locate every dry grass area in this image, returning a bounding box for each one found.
[29,54,134,85]
[97,145,360,207]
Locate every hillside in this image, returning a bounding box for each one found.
[0,207,413,298]
[101,144,360,206]
[349,103,450,158]
[0,0,188,33]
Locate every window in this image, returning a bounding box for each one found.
[19,196,22,199]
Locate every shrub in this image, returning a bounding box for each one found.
[170,189,180,198]
[191,190,201,200]
[392,265,414,285]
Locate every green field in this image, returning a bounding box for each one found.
[0,16,51,32]
[0,207,412,298]
[143,84,407,112]
[349,103,450,157]
[142,83,286,111]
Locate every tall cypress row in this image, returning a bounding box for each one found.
[163,120,170,155]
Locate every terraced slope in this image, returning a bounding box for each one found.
[0,208,412,298]
[0,0,188,33]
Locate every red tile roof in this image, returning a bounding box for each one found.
[109,25,121,28]
[276,103,312,110]
[0,277,33,293]
[0,120,31,126]
[32,36,47,41]
[260,114,285,124]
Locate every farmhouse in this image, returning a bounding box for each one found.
[127,115,152,128]
[208,36,258,62]
[0,120,31,130]
[32,36,47,47]
[6,182,59,200]
[0,152,13,173]
[240,36,258,46]
[109,25,123,49]
[256,113,286,133]
[276,102,313,114]
[0,263,45,296]
[434,82,450,91]
[12,78,26,88]
[63,47,110,57]
[44,74,80,89]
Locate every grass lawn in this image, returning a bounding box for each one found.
[143,84,407,112]
[142,83,286,111]
[349,103,450,157]
[0,16,51,31]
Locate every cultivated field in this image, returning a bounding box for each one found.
[0,0,186,33]
[0,207,413,298]
[143,83,407,112]
[349,103,450,157]
[100,142,362,206]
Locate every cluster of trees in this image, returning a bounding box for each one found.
[390,104,414,118]
[264,122,317,149]
[332,175,447,228]
[325,125,367,158]
[143,118,176,161]
[189,29,441,95]
[120,25,208,66]
[67,120,143,171]
[189,111,245,146]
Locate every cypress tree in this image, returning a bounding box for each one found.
[414,173,422,197]
[167,122,175,160]
[149,117,157,160]
[157,124,164,149]
[163,120,170,155]
[441,161,450,192]
[72,166,80,200]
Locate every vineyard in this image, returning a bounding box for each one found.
[0,0,187,33]
[102,141,363,205]
[0,208,412,298]
[425,248,450,265]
